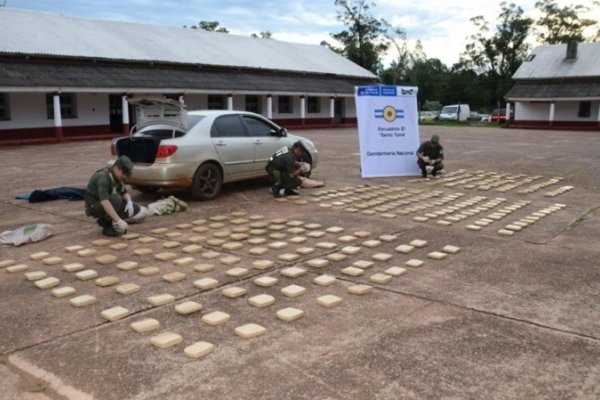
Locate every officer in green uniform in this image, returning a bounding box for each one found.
[265,141,306,197]
[85,156,144,236]
[416,134,444,178]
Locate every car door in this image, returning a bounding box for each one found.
[242,115,289,175]
[210,114,254,180]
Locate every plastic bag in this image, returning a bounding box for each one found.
[147,196,188,216]
[0,224,54,246]
[299,176,325,188]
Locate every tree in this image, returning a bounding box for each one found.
[380,24,424,85]
[461,2,533,107]
[186,21,229,33]
[535,0,597,44]
[251,31,273,39]
[405,58,449,110]
[330,0,389,74]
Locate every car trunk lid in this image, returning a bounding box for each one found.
[128,97,187,134]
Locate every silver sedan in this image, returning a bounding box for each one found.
[110,100,318,200]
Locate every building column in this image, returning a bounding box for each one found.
[53,93,63,141]
[227,94,233,111]
[330,96,335,126]
[267,95,273,119]
[505,102,511,127]
[549,102,555,127]
[597,101,600,128]
[300,96,306,126]
[121,95,130,135]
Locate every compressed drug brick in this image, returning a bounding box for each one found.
[130,318,160,333]
[254,276,278,287]
[193,278,219,290]
[116,283,141,295]
[101,306,129,321]
[34,277,60,289]
[70,294,96,307]
[95,276,120,287]
[248,294,275,308]
[147,293,175,306]
[317,294,342,308]
[184,341,215,359]
[202,311,230,326]
[235,323,266,339]
[348,284,373,295]
[52,286,76,298]
[174,301,203,315]
[150,332,182,349]
[222,287,248,298]
[276,307,304,322]
[314,274,336,287]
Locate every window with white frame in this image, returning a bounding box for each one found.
[245,95,261,113]
[0,94,10,120]
[278,96,293,113]
[307,97,320,113]
[207,95,226,110]
[46,93,77,119]
[578,101,591,118]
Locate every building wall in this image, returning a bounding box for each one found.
[513,100,600,129]
[0,91,357,144]
[516,100,600,122]
[0,92,110,129]
[515,102,551,121]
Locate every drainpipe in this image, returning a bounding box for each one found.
[505,102,511,127]
[53,93,63,141]
[227,94,233,111]
[549,102,555,127]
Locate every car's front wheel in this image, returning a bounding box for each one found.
[191,162,223,200]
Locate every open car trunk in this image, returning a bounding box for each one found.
[117,97,188,164]
[115,137,161,164]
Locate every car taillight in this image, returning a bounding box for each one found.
[110,142,116,156]
[156,144,178,158]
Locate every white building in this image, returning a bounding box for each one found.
[506,41,600,130]
[0,8,378,145]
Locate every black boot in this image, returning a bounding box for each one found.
[271,185,282,198]
[102,225,121,237]
[96,218,112,228]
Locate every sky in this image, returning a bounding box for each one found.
[3,0,598,66]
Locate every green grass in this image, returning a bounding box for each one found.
[560,165,586,178]
[569,204,600,229]
[31,382,49,393]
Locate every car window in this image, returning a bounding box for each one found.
[137,128,185,139]
[441,106,457,113]
[243,116,278,137]
[212,115,248,138]
[186,115,205,130]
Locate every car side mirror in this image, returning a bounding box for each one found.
[279,127,287,137]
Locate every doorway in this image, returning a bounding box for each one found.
[334,98,345,124]
[108,95,123,133]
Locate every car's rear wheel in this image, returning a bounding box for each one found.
[191,162,223,200]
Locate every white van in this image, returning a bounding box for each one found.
[438,104,470,121]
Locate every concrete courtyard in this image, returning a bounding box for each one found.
[0,125,599,400]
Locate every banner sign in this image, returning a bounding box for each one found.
[355,85,421,177]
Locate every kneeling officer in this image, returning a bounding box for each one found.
[85,155,146,237]
[265,141,307,197]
